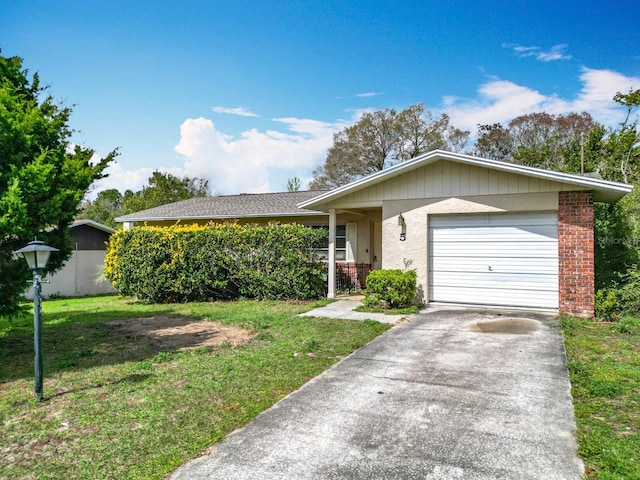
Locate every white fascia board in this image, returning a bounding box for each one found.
[298,150,633,209]
[114,211,327,224]
[72,219,117,234]
[449,151,632,192]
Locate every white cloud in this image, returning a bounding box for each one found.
[88,67,640,201]
[570,67,640,124]
[445,80,547,131]
[511,45,538,54]
[445,67,640,133]
[173,116,341,194]
[273,117,339,138]
[503,43,572,62]
[537,44,572,62]
[212,106,259,117]
[442,96,457,107]
[356,92,382,98]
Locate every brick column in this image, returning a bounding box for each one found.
[558,191,595,317]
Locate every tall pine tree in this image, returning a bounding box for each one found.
[0,53,116,313]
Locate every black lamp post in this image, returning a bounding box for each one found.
[14,240,59,401]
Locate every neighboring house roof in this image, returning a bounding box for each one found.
[299,150,634,210]
[115,190,329,223]
[71,219,117,234]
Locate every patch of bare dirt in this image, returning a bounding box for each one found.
[106,316,254,351]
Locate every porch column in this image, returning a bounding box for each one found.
[328,208,336,298]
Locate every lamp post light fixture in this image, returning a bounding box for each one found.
[14,239,59,401]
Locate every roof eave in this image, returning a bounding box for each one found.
[298,149,633,209]
[72,219,117,234]
[115,210,327,223]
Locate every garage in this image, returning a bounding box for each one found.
[429,212,559,309]
[299,150,632,317]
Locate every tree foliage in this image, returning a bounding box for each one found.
[599,88,640,184]
[592,89,640,299]
[287,176,301,192]
[121,171,209,214]
[474,105,640,184]
[310,103,469,189]
[475,112,597,171]
[78,189,123,228]
[79,171,210,227]
[0,52,115,314]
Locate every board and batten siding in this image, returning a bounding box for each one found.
[335,160,585,206]
[428,212,559,309]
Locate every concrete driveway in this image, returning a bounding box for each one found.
[171,308,583,479]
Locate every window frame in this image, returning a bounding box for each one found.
[310,224,347,261]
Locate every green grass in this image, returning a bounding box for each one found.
[353,304,421,315]
[0,295,390,479]
[560,315,640,479]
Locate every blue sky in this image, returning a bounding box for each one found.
[2,0,640,197]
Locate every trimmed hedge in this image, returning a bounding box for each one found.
[363,269,417,309]
[104,223,327,303]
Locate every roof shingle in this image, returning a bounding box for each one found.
[115,190,328,222]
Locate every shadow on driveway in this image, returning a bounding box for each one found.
[171,308,583,480]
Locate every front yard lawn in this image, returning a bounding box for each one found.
[0,296,390,479]
[561,316,640,479]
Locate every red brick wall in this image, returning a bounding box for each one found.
[558,191,595,318]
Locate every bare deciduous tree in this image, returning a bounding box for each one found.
[310,103,469,189]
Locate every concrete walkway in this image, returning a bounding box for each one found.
[171,308,583,480]
[298,299,407,324]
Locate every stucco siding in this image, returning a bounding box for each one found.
[382,203,429,301]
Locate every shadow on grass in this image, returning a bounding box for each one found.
[46,373,154,401]
[0,306,241,382]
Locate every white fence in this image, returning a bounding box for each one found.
[24,250,117,299]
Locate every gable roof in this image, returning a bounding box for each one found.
[115,190,328,223]
[298,150,633,210]
[72,219,116,234]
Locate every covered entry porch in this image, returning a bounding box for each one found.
[323,207,382,298]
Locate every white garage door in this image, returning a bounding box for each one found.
[429,212,558,309]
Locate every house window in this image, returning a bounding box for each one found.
[312,225,347,261]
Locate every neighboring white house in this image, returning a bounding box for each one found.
[26,220,118,299]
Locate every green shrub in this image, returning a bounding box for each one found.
[595,289,621,321]
[361,293,385,309]
[104,223,326,303]
[364,269,417,309]
[613,317,640,335]
[595,264,640,320]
